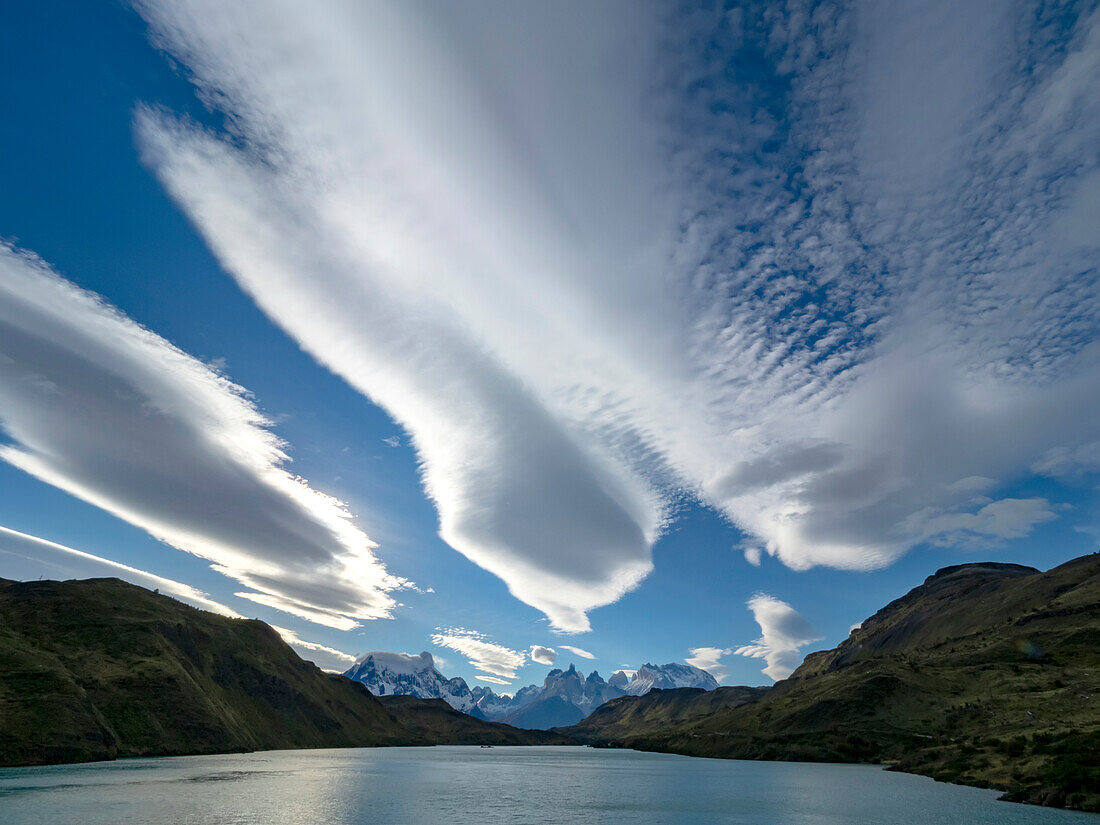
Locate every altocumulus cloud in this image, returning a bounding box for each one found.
[0,245,404,630]
[133,0,1100,629]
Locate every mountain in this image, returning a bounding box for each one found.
[0,577,561,767]
[489,662,722,729]
[619,663,719,694]
[347,651,722,730]
[566,685,767,742]
[563,553,1100,813]
[344,651,476,713]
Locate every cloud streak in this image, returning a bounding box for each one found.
[430,627,527,681]
[0,524,238,617]
[131,0,1100,628]
[0,244,403,630]
[559,645,596,660]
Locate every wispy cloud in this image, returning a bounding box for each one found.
[734,594,823,681]
[0,244,404,630]
[0,524,238,617]
[475,675,511,686]
[0,524,355,672]
[430,627,526,680]
[686,646,733,682]
[270,625,357,672]
[132,0,1100,628]
[558,645,596,660]
[529,645,557,666]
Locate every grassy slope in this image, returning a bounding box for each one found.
[377,695,570,745]
[564,554,1100,812]
[0,577,550,767]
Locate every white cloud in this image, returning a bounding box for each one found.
[430,627,526,680]
[0,244,404,630]
[742,546,762,567]
[131,0,1100,626]
[270,625,357,672]
[559,645,596,660]
[528,645,557,665]
[686,646,733,682]
[907,498,1058,547]
[0,524,238,617]
[734,594,824,682]
[475,675,511,686]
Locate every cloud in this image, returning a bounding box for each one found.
[528,645,557,665]
[558,645,596,660]
[382,436,401,448]
[686,646,733,682]
[907,497,1059,547]
[270,625,357,672]
[734,594,823,681]
[0,524,239,617]
[132,0,1100,626]
[430,627,526,680]
[0,244,404,630]
[742,546,763,567]
[475,675,511,686]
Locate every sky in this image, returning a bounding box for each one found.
[1,0,1098,690]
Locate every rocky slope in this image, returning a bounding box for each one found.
[0,577,557,767]
[344,651,477,713]
[562,554,1100,812]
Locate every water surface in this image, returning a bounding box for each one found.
[0,746,1095,824]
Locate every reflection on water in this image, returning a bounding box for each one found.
[0,746,1095,825]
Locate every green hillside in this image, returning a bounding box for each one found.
[0,577,548,767]
[564,554,1100,812]
[377,695,569,745]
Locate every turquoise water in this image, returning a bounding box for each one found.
[0,746,1095,824]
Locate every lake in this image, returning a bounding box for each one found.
[0,746,1095,824]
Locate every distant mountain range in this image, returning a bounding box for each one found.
[344,654,719,729]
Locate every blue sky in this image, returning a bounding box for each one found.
[1,0,1098,689]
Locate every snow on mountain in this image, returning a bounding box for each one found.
[344,652,719,727]
[622,662,719,695]
[343,651,476,713]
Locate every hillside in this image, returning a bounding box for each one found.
[564,553,1100,812]
[376,695,568,745]
[0,577,549,767]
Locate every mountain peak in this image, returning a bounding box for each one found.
[345,650,475,713]
[925,562,1038,585]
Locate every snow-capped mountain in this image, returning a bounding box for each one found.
[343,651,476,713]
[618,662,719,695]
[345,652,719,728]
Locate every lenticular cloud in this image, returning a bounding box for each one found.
[0,244,401,629]
[134,0,1100,630]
